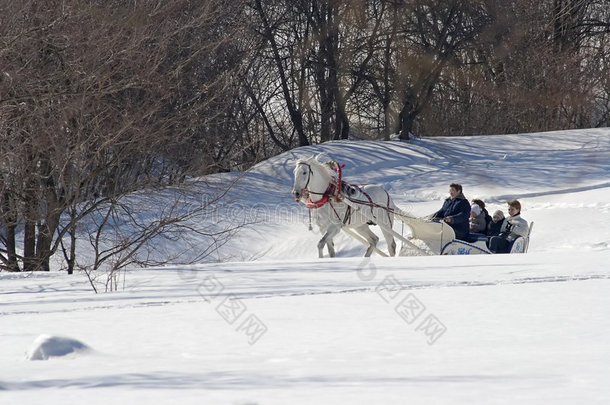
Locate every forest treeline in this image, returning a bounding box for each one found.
[1,0,609,273]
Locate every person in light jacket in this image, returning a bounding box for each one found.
[488,200,528,253]
[431,183,471,240]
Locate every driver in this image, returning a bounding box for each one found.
[430,183,471,240]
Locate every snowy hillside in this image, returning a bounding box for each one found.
[1,128,610,404]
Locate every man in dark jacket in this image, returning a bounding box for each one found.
[431,183,471,240]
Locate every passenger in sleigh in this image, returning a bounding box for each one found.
[471,199,492,232]
[430,183,471,240]
[469,203,487,234]
[488,199,529,253]
[487,210,506,236]
[465,202,489,242]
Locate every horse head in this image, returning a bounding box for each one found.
[292,158,311,201]
[292,155,332,202]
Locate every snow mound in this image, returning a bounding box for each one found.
[26,334,91,360]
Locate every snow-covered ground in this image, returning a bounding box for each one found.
[2,128,610,404]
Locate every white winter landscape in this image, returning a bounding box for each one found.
[1,128,610,404]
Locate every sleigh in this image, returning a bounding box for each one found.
[393,214,534,256]
[339,197,534,256]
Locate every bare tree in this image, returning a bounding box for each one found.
[73,182,243,292]
[252,0,311,147]
[0,0,246,272]
[421,0,610,136]
[390,0,494,139]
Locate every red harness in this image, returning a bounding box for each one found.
[301,161,393,228]
[305,163,344,209]
[306,194,330,209]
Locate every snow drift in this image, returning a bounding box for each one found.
[26,335,91,361]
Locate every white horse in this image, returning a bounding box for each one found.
[291,155,397,258]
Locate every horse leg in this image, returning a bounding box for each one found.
[374,206,396,256]
[327,239,336,257]
[353,224,379,257]
[381,227,397,256]
[318,225,341,258]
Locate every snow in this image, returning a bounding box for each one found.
[1,128,610,404]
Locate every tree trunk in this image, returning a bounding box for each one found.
[382,104,392,141]
[35,214,60,272]
[5,223,20,272]
[335,106,350,140]
[23,216,37,272]
[66,225,76,275]
[1,190,20,271]
[397,99,416,140]
[315,63,334,142]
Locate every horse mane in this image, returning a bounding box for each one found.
[297,156,334,183]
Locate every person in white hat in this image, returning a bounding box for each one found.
[469,203,486,233]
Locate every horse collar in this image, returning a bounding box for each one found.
[306,194,330,209]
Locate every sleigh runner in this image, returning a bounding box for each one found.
[292,155,533,257]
